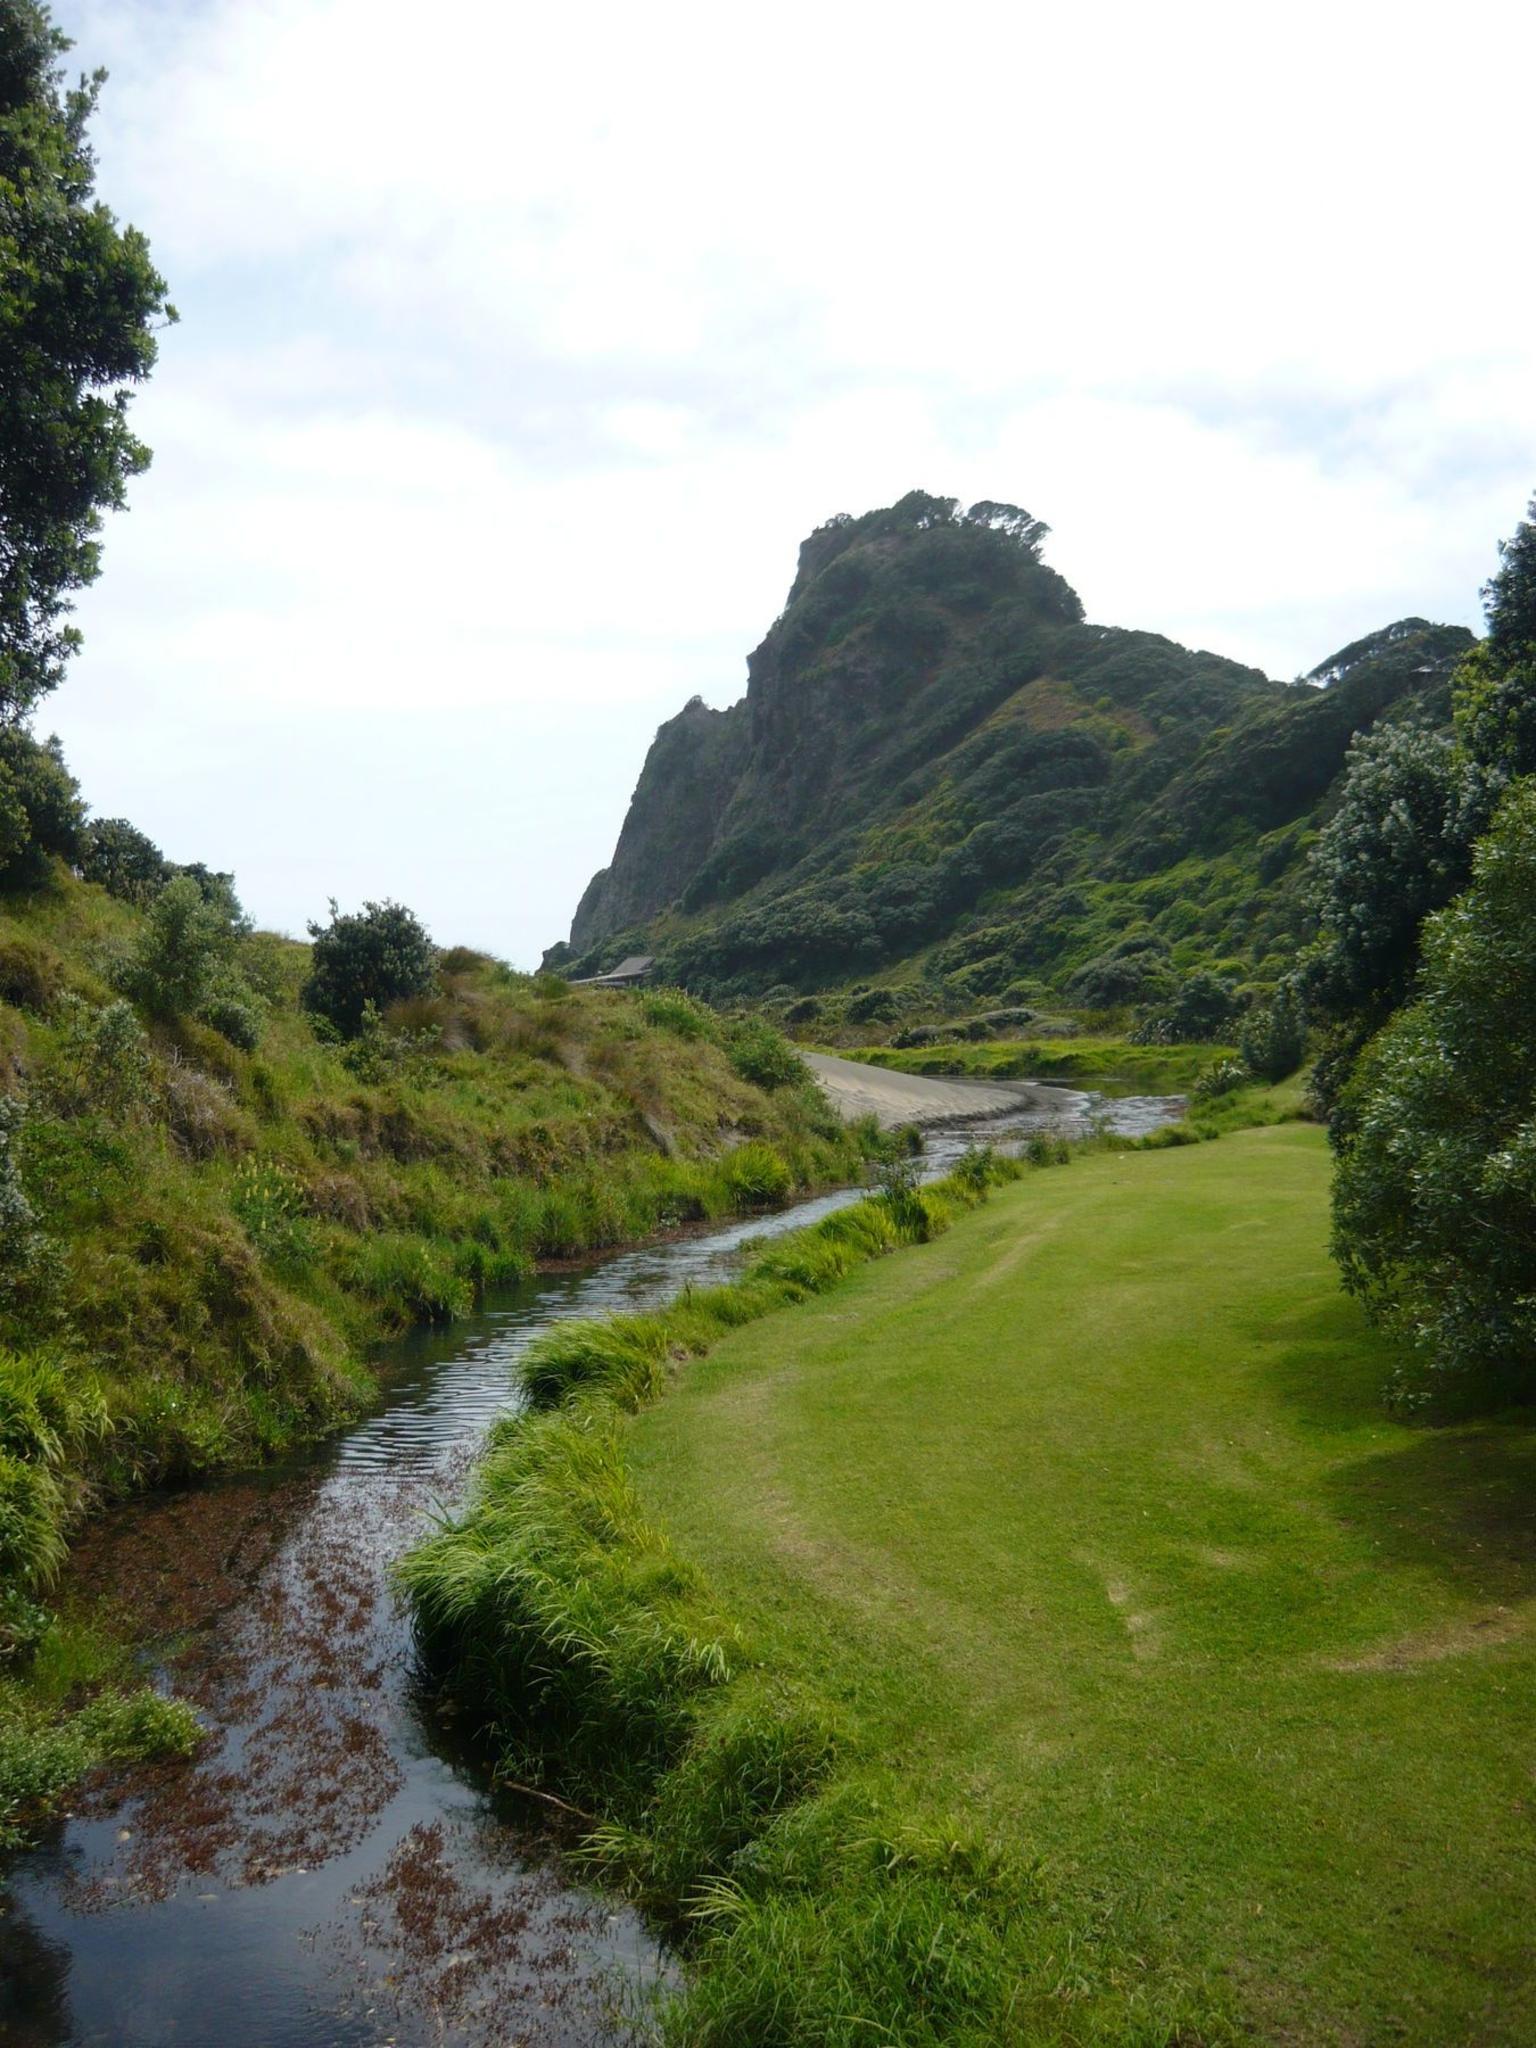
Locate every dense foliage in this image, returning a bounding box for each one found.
[1299,725,1486,1057]
[0,726,82,884]
[1320,494,1536,1403]
[78,815,168,904]
[301,897,436,1037]
[0,1,173,718]
[1332,783,1536,1405]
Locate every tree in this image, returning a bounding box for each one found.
[1301,725,1481,1026]
[301,899,436,1038]
[964,501,1049,556]
[0,725,82,885]
[0,3,174,719]
[1238,981,1306,1082]
[78,816,169,905]
[120,874,237,1020]
[1332,782,1536,1405]
[1482,492,1536,661]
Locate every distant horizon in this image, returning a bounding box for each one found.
[40,0,1536,966]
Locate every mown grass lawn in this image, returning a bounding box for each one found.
[627,1125,1536,2045]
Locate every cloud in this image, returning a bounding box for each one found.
[39,0,1536,961]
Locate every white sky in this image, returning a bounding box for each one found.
[42,0,1536,964]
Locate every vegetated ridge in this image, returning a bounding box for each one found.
[549,492,1472,1013]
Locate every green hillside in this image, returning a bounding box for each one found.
[0,865,868,1573]
[550,494,1472,1020]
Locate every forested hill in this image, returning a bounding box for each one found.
[549,493,1473,1006]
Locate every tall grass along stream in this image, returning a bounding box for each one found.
[0,1083,1175,2047]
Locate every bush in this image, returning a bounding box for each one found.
[78,816,169,905]
[302,898,436,1038]
[1192,1056,1250,1100]
[0,1348,105,1588]
[0,732,84,890]
[844,987,904,1025]
[200,993,261,1051]
[726,1019,806,1092]
[45,996,154,1121]
[230,1159,314,1267]
[1239,981,1306,1081]
[642,988,717,1040]
[119,875,237,1019]
[874,1156,930,1237]
[1132,968,1243,1044]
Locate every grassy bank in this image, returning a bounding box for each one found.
[0,869,875,1843]
[406,1126,1536,2045]
[846,1034,1231,1091]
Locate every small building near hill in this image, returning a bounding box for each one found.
[569,954,656,989]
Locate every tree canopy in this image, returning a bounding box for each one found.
[1482,492,1536,661]
[0,1,174,719]
[301,899,436,1038]
[1332,781,1536,1405]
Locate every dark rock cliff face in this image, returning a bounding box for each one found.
[555,490,1474,997]
[570,697,747,950]
[564,493,1104,954]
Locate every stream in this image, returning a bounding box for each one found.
[0,1084,1177,2048]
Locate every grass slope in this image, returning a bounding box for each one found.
[0,868,871,1843]
[625,1127,1535,2044]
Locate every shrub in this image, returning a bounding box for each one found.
[437,944,491,978]
[200,993,261,1051]
[78,816,169,905]
[844,987,903,1025]
[1239,981,1306,1081]
[1132,968,1244,1044]
[46,996,155,1121]
[301,898,436,1038]
[0,1347,104,1588]
[119,875,237,1019]
[162,1062,249,1159]
[230,1159,314,1267]
[874,1155,930,1237]
[1192,1056,1250,1100]
[726,1019,806,1092]
[642,988,717,1041]
[0,732,84,889]
[951,1143,996,1195]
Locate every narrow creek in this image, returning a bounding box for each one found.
[0,1085,1178,2048]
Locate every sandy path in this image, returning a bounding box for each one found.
[803,1050,1045,1129]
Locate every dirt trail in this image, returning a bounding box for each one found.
[803,1050,1047,1129]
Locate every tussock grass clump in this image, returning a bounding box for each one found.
[720,1140,794,1211]
[401,1405,735,1795]
[0,1349,109,1586]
